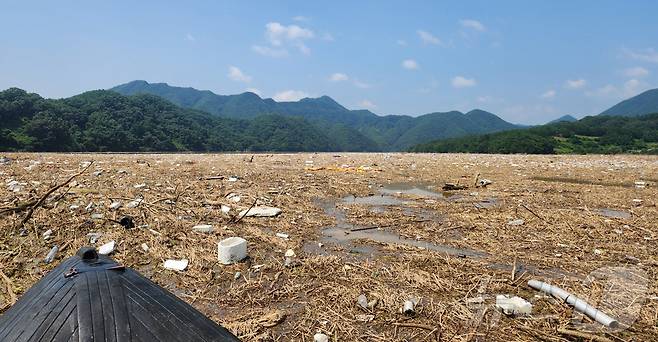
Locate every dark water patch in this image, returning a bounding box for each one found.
[531,176,633,188]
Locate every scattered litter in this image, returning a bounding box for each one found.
[403,299,416,315]
[357,294,368,310]
[109,201,122,210]
[87,232,102,244]
[477,179,493,188]
[275,232,289,239]
[119,216,135,229]
[239,206,282,218]
[234,272,241,280]
[44,246,58,264]
[466,297,484,304]
[98,240,116,255]
[528,279,619,328]
[85,202,94,212]
[92,170,103,177]
[227,193,241,202]
[164,259,189,271]
[133,183,146,189]
[284,249,298,267]
[7,180,24,192]
[126,198,142,208]
[507,219,525,226]
[218,237,248,264]
[221,205,231,214]
[91,213,104,220]
[42,229,52,240]
[192,224,214,233]
[228,176,238,182]
[495,295,532,315]
[355,314,374,322]
[442,183,468,191]
[593,248,603,255]
[635,181,646,188]
[141,243,149,252]
[313,333,329,342]
[632,199,643,206]
[69,204,80,210]
[0,156,12,164]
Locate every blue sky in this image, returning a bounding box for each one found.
[2,1,658,124]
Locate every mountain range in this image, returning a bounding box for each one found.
[2,80,658,153]
[111,80,519,151]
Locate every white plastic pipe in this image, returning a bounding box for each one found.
[528,280,619,328]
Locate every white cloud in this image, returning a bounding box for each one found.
[252,45,288,58]
[358,100,377,109]
[623,78,646,96]
[264,22,314,55]
[624,47,658,63]
[452,76,477,88]
[541,89,556,99]
[292,15,310,22]
[623,66,649,78]
[246,88,261,96]
[272,90,309,102]
[460,19,486,32]
[402,59,419,70]
[353,79,371,89]
[417,30,441,45]
[565,79,587,89]
[185,33,195,41]
[586,79,649,99]
[227,66,252,83]
[397,39,407,46]
[329,73,349,82]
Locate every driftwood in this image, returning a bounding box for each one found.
[17,161,94,228]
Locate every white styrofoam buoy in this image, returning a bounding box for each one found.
[98,240,116,255]
[218,237,248,264]
[164,259,188,271]
[192,224,213,233]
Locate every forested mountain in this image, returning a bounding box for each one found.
[547,115,577,124]
[111,80,519,150]
[0,88,360,152]
[411,114,658,154]
[600,88,658,117]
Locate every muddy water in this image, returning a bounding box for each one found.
[596,208,632,219]
[313,188,485,258]
[378,182,447,198]
[309,182,576,279]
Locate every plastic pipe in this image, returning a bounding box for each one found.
[528,280,619,328]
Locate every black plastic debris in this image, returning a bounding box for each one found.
[0,247,239,341]
[119,215,135,229]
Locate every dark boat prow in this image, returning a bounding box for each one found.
[0,247,240,341]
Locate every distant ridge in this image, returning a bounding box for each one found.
[600,88,658,117]
[548,115,577,124]
[111,80,519,150]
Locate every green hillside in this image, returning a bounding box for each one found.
[0,88,348,152]
[411,114,658,154]
[111,80,519,150]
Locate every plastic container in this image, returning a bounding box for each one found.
[218,237,248,264]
